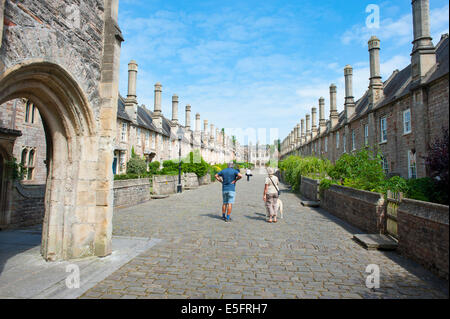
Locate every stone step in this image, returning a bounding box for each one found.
[151,195,169,199]
[353,234,398,251]
[301,200,320,207]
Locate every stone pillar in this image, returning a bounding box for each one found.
[306,114,311,142]
[195,113,200,132]
[185,105,191,130]
[329,84,339,128]
[368,37,383,106]
[172,94,178,123]
[344,65,355,120]
[0,0,4,49]
[311,108,318,139]
[319,97,326,134]
[154,82,162,115]
[411,0,436,83]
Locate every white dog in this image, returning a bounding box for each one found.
[266,198,284,219]
[277,198,284,219]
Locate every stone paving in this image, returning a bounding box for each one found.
[81,172,449,299]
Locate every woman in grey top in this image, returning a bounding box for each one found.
[263,167,280,223]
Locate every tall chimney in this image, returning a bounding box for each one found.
[319,97,326,134]
[311,107,318,139]
[301,118,305,144]
[368,37,383,106]
[344,65,356,120]
[154,82,162,115]
[329,84,339,127]
[411,0,436,82]
[306,114,311,141]
[171,94,178,123]
[127,60,138,101]
[295,124,300,145]
[210,124,215,141]
[195,113,200,132]
[185,105,191,130]
[203,119,208,132]
[125,60,138,122]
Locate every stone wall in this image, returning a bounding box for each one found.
[320,184,385,233]
[6,182,45,228]
[182,173,199,188]
[113,178,151,208]
[152,175,177,195]
[300,176,319,201]
[198,173,211,185]
[397,199,449,280]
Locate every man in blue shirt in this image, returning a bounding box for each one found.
[215,162,242,222]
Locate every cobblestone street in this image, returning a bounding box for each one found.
[82,173,448,299]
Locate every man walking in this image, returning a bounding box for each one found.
[215,162,242,222]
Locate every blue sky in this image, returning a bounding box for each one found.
[117,0,449,144]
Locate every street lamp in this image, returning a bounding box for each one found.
[177,127,183,193]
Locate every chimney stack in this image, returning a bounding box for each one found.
[203,119,208,133]
[127,60,138,102]
[311,107,318,139]
[210,124,215,141]
[319,97,326,134]
[411,0,436,82]
[344,65,356,120]
[195,113,200,132]
[154,82,162,116]
[301,118,305,144]
[185,105,191,130]
[306,114,311,141]
[171,94,179,123]
[368,37,383,106]
[329,84,339,127]
[295,124,300,146]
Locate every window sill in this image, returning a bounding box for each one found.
[379,141,387,145]
[403,131,412,136]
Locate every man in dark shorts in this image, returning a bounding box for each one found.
[215,162,242,222]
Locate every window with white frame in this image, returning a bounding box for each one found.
[119,152,126,172]
[364,124,369,146]
[121,122,127,142]
[145,131,150,147]
[352,130,356,151]
[152,133,156,149]
[324,136,328,152]
[403,109,411,134]
[408,150,417,179]
[380,117,387,142]
[318,139,321,154]
[137,127,141,145]
[336,132,340,148]
[21,148,36,180]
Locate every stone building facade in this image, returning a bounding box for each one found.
[0,0,123,261]
[113,60,237,175]
[281,0,449,180]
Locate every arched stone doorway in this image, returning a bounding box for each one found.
[0,62,110,261]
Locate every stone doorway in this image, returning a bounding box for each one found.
[0,62,110,261]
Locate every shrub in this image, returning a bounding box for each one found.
[279,156,332,191]
[4,157,25,181]
[149,161,160,174]
[328,149,386,192]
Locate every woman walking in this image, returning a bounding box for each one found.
[263,167,280,223]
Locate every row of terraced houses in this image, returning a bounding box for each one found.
[281,0,449,180]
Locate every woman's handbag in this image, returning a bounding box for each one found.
[268,176,280,196]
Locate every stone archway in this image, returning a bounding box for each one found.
[0,62,110,261]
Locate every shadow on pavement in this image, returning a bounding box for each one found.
[200,213,225,221]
